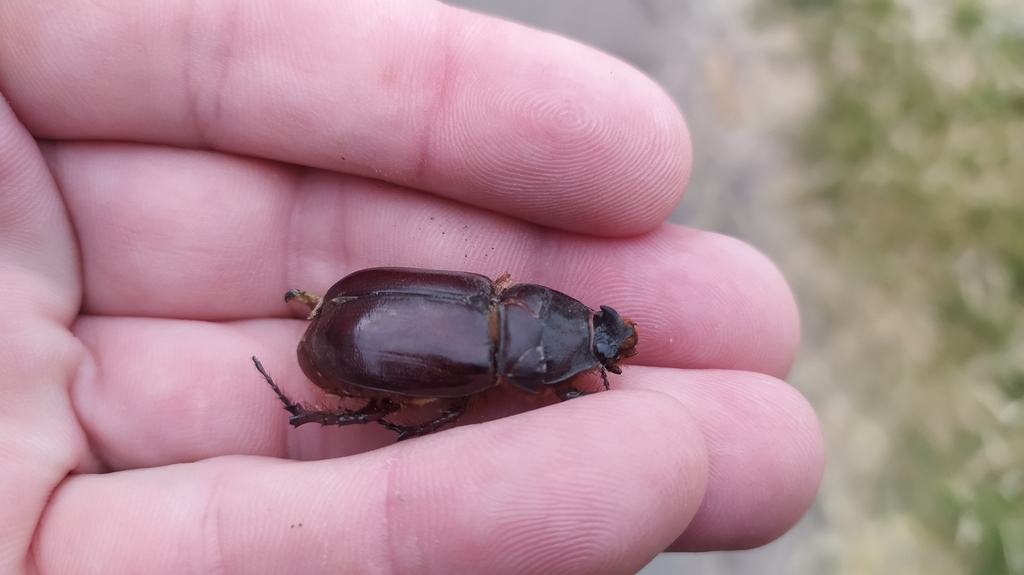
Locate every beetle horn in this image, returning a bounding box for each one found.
[593,305,638,365]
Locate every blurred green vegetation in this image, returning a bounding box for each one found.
[767,0,1024,573]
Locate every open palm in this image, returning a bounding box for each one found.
[0,1,823,573]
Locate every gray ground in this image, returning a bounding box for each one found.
[443,1,826,573]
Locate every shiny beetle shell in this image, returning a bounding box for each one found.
[254,267,638,440]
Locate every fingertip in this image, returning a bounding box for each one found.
[606,228,800,377]
[678,380,823,550]
[619,368,824,551]
[432,6,692,234]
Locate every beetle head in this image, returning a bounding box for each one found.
[593,305,638,373]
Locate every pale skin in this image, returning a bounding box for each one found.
[0,1,825,574]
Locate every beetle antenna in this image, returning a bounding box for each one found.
[600,366,610,390]
[252,356,302,417]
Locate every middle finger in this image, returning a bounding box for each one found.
[54,142,798,376]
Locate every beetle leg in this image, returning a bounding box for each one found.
[252,356,400,427]
[492,272,513,293]
[286,397,403,427]
[253,356,304,415]
[379,397,472,441]
[284,289,323,318]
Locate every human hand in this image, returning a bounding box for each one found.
[0,1,824,573]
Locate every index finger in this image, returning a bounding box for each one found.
[0,0,690,235]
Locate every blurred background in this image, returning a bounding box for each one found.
[445,0,1024,573]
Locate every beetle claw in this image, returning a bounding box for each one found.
[378,419,411,441]
[558,386,593,401]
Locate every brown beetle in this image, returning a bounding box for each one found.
[254,267,638,440]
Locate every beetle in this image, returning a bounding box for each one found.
[253,267,638,440]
